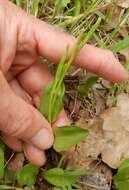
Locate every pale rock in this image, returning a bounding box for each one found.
[101,94,129,168]
[68,94,129,169]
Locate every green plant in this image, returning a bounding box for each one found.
[39,20,101,188]
[42,168,90,190]
[40,33,83,123]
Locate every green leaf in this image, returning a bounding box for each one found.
[0,140,4,178]
[40,81,65,123]
[73,0,81,16]
[42,168,88,188]
[30,0,39,17]
[43,168,69,187]
[113,159,129,190]
[53,125,89,152]
[119,158,129,171]
[78,76,98,96]
[111,37,129,53]
[114,168,129,181]
[17,164,39,187]
[115,180,129,190]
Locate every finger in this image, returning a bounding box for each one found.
[33,20,129,83]
[18,63,70,125]
[24,143,46,166]
[18,63,53,108]
[1,133,22,152]
[9,78,48,166]
[9,79,32,104]
[0,71,54,150]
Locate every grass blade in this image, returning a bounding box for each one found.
[111,37,129,53]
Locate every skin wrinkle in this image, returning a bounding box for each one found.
[34,20,75,63]
[1,133,22,151]
[0,71,51,142]
[7,103,49,140]
[0,4,17,73]
[94,51,115,76]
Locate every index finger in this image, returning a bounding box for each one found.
[33,20,129,83]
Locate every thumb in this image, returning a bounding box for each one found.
[0,71,53,150]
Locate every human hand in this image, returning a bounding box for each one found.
[0,0,128,166]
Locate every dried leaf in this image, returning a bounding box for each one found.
[115,0,129,8]
[68,94,129,169]
[7,153,24,172]
[67,117,105,170]
[101,94,129,168]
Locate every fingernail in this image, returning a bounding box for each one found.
[55,117,70,127]
[31,128,54,150]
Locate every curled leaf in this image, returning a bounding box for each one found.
[40,81,65,123]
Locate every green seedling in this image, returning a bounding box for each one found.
[42,167,91,190]
[40,20,101,188]
[40,17,101,123]
[40,35,82,123]
[40,18,102,150]
[40,18,101,187]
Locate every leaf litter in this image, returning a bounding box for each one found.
[67,93,129,189]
